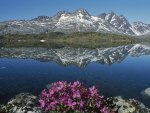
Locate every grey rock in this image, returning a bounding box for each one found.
[0,104,6,113]
[0,93,44,113]
[112,96,150,113]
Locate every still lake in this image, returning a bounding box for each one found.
[0,43,150,107]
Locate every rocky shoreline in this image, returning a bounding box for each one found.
[0,93,150,113]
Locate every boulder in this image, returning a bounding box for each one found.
[112,96,150,113]
[0,93,44,113]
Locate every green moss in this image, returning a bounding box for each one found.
[0,32,140,48]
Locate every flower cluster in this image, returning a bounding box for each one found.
[39,81,113,113]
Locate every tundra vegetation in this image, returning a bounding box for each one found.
[0,32,140,48]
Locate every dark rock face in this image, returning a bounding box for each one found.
[0,9,150,36]
[32,16,51,21]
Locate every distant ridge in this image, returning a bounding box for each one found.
[0,8,150,36]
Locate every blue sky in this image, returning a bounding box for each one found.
[0,0,149,23]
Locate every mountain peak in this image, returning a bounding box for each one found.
[109,11,116,15]
[97,13,107,19]
[54,10,71,17]
[133,21,146,25]
[119,15,127,19]
[74,8,91,16]
[75,8,88,13]
[104,11,117,22]
[32,16,50,21]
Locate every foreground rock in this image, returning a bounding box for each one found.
[0,93,43,113]
[111,96,150,113]
[0,93,150,113]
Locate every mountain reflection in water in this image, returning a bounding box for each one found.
[0,44,150,67]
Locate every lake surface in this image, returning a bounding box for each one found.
[0,43,150,107]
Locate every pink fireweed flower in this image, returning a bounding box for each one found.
[89,86,99,97]
[49,101,57,110]
[79,100,84,108]
[67,100,76,110]
[39,99,45,108]
[73,90,81,98]
[41,89,47,97]
[73,81,81,87]
[57,81,66,90]
[59,94,70,104]
[96,101,102,108]
[49,89,55,95]
[39,81,112,113]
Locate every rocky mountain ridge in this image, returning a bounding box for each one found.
[0,9,150,36]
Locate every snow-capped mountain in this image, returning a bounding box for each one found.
[131,22,150,35]
[0,8,150,36]
[0,44,150,67]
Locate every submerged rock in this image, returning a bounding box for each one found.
[141,88,150,98]
[145,88,150,96]
[0,93,43,113]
